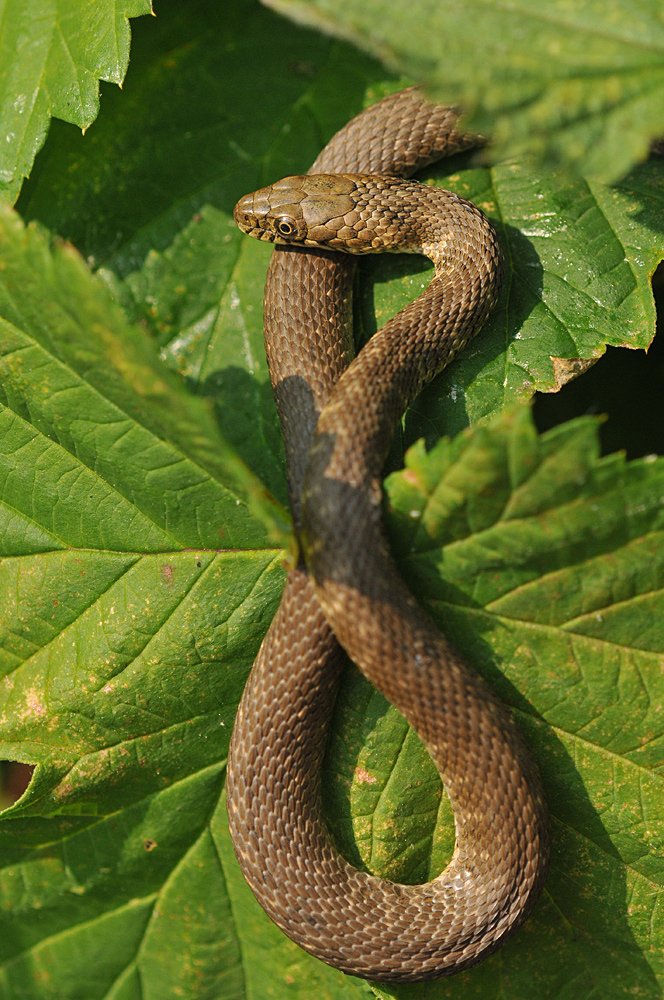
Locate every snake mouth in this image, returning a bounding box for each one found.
[233,193,268,240]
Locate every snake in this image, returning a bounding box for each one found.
[226,87,550,983]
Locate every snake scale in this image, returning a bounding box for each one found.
[226,87,550,983]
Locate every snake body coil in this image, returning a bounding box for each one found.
[227,88,550,982]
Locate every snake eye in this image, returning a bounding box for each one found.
[275,217,297,238]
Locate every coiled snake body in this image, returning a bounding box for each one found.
[227,88,550,983]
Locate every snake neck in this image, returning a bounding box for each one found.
[263,246,355,530]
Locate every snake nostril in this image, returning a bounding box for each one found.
[233,193,256,231]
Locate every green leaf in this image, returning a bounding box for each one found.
[321,405,664,998]
[0,197,291,802]
[0,0,153,204]
[368,154,663,445]
[0,205,290,549]
[261,0,664,183]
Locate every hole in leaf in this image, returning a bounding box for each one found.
[534,262,664,458]
[0,761,35,808]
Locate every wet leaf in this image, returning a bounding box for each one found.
[0,0,153,203]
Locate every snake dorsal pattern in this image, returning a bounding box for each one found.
[226,88,550,983]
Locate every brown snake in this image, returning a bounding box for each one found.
[226,88,550,983]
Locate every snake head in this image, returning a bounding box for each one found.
[234,174,371,251]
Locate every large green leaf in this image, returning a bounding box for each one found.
[261,0,664,183]
[0,207,290,549]
[0,0,153,204]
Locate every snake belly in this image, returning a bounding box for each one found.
[226,88,550,983]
